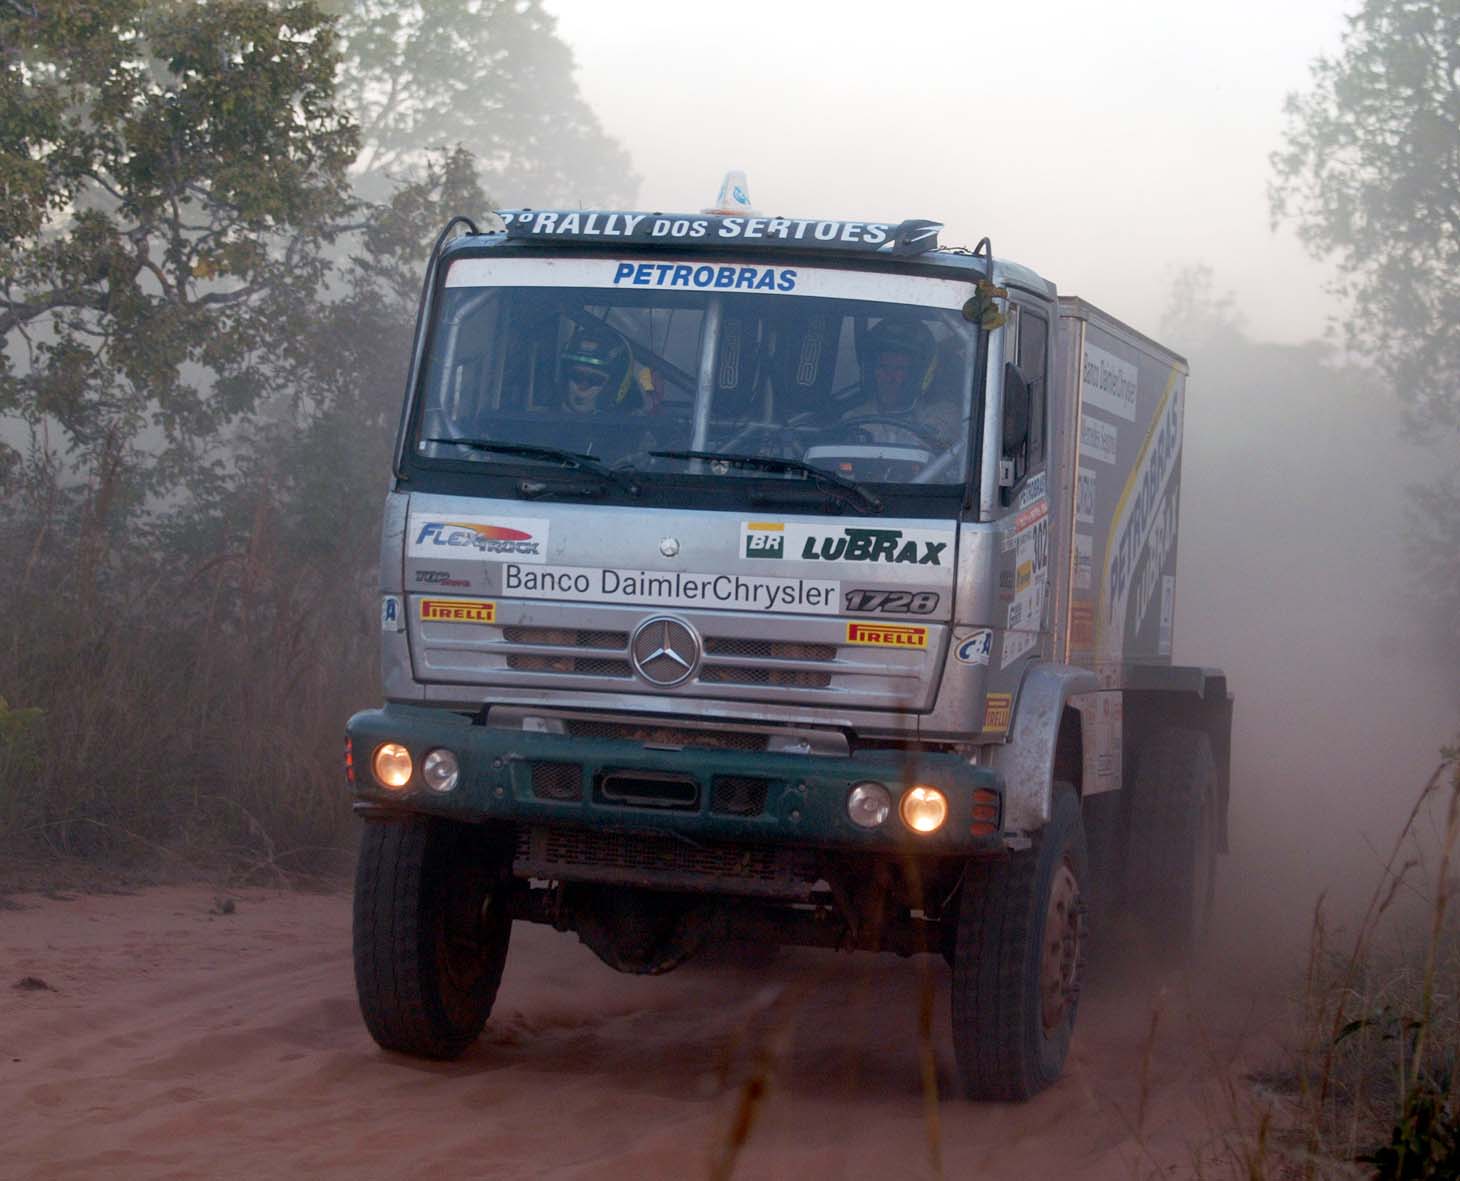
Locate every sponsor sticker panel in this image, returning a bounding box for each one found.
[845,622,927,649]
[1079,416,1119,465]
[408,514,549,564]
[501,562,841,616]
[381,595,403,633]
[420,598,497,624]
[1074,534,1093,592]
[1100,375,1184,658]
[1017,472,1047,510]
[1076,466,1097,525]
[741,521,954,569]
[983,693,1013,733]
[1070,602,1095,652]
[415,569,472,589]
[448,254,976,309]
[1082,343,1140,422]
[1078,691,1124,793]
[955,629,993,666]
[1001,485,1050,670]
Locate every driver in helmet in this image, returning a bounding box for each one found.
[560,325,647,415]
[844,316,960,441]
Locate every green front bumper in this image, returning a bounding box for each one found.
[346,703,1004,854]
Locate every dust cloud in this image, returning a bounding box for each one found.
[1172,313,1457,948]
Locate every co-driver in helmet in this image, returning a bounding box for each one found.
[843,316,959,441]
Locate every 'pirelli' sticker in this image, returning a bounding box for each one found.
[419,598,496,624]
[983,692,1012,733]
[845,621,927,649]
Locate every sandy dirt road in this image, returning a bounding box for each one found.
[1,883,1289,1180]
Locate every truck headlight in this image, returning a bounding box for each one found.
[372,743,412,789]
[422,748,460,793]
[900,786,948,834]
[847,782,891,828]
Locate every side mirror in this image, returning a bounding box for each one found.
[1002,361,1030,454]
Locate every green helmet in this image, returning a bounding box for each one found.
[561,325,633,412]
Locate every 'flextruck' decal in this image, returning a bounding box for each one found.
[408,514,549,563]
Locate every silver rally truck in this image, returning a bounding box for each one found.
[346,185,1233,1100]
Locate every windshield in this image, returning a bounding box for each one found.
[411,256,980,496]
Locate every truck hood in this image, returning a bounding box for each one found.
[399,494,958,713]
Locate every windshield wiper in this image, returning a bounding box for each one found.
[422,437,640,497]
[649,450,882,515]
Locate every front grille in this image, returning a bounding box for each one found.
[710,775,770,817]
[512,826,815,897]
[531,762,583,801]
[703,638,837,662]
[701,666,833,688]
[503,626,628,649]
[508,654,633,677]
[431,605,935,708]
[565,719,766,752]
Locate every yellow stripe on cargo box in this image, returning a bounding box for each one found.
[419,598,496,624]
[845,621,927,649]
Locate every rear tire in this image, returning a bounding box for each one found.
[353,814,513,1060]
[1124,728,1218,958]
[951,783,1087,1100]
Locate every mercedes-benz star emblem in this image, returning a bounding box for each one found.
[659,537,680,557]
[630,616,700,687]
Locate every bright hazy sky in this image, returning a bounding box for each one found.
[544,0,1355,346]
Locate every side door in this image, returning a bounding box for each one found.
[993,300,1053,670]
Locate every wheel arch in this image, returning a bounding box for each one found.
[990,662,1098,834]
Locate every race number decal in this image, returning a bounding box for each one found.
[843,589,939,615]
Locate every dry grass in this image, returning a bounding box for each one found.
[0,495,377,890]
[1229,746,1460,1179]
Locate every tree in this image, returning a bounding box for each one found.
[0,0,638,868]
[327,0,636,207]
[0,0,362,861]
[0,0,358,520]
[1271,0,1460,666]
[1270,0,1460,437]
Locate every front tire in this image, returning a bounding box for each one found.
[951,783,1088,1100]
[353,814,513,1060]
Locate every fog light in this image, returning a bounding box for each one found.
[372,742,412,789]
[422,748,460,793]
[900,785,948,834]
[847,781,891,828]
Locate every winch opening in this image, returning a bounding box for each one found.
[596,768,700,810]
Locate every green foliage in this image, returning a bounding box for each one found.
[0,695,44,776]
[0,0,359,510]
[1270,0,1460,671]
[1270,0,1460,438]
[327,0,637,206]
[0,695,46,841]
[0,1,624,877]
[1360,1085,1460,1178]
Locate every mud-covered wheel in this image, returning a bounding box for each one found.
[1125,728,1219,958]
[353,814,513,1059]
[951,783,1088,1101]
